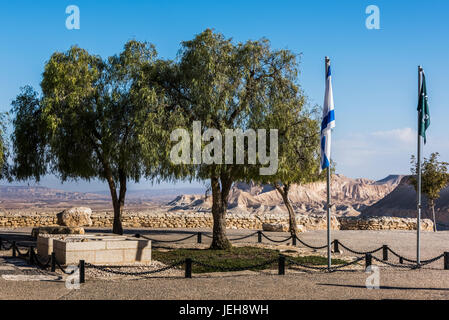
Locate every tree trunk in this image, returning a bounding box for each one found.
[112,199,124,235]
[106,170,125,235]
[275,183,298,237]
[210,175,232,250]
[431,201,437,232]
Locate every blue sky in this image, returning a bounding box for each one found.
[0,0,448,191]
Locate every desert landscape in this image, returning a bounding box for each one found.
[2,1,449,307]
[2,174,447,229]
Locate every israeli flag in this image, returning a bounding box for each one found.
[320,59,335,172]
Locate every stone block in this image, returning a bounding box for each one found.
[94,249,124,264]
[106,239,150,250]
[124,247,152,263]
[57,207,92,227]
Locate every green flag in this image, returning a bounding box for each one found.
[418,73,430,144]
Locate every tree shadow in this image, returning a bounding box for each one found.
[318,283,449,291]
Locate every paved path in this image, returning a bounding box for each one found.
[0,256,63,282]
[1,267,449,300]
[1,228,449,300]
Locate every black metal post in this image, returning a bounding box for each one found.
[333,240,339,253]
[197,232,202,244]
[51,252,56,272]
[383,245,388,261]
[12,241,16,258]
[365,253,372,269]
[0,237,2,250]
[135,233,141,238]
[278,256,285,275]
[185,258,192,278]
[292,235,296,246]
[79,260,85,284]
[399,257,404,264]
[28,248,34,265]
[258,231,262,243]
[444,252,449,270]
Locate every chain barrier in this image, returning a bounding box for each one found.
[228,232,259,241]
[261,233,292,243]
[285,256,365,272]
[326,256,366,271]
[85,261,185,276]
[31,249,51,269]
[139,233,197,243]
[55,260,76,275]
[285,258,331,271]
[202,233,213,239]
[192,258,278,272]
[3,232,449,277]
[14,244,29,258]
[2,243,13,251]
[338,242,383,255]
[0,241,14,251]
[387,247,443,265]
[419,254,444,266]
[371,255,421,269]
[294,236,330,250]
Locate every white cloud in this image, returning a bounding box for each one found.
[333,127,449,180]
[333,128,425,180]
[371,128,416,145]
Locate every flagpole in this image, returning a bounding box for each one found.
[417,65,423,266]
[327,165,331,271]
[325,57,331,271]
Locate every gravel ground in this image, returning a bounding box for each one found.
[82,261,184,280]
[1,228,449,299]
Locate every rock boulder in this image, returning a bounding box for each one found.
[57,207,92,227]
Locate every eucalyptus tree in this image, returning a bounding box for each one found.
[149,29,301,249]
[252,81,324,236]
[410,152,449,231]
[10,40,162,235]
[0,113,9,178]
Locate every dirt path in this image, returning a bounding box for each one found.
[1,228,449,300]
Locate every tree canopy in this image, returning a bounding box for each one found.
[252,80,324,235]
[144,29,307,249]
[10,29,322,246]
[11,40,163,234]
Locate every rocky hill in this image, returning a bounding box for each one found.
[168,174,404,216]
[0,185,204,211]
[361,176,449,228]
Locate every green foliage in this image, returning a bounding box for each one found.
[0,112,10,179]
[410,152,449,203]
[12,41,161,183]
[143,29,309,248]
[152,246,346,273]
[10,40,164,233]
[11,86,48,181]
[149,29,305,183]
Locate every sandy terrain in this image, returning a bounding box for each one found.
[1,228,449,300]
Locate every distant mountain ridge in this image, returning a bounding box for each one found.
[0,176,409,218]
[362,176,449,227]
[0,186,107,202]
[0,185,205,211]
[168,174,405,216]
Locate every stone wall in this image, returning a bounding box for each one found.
[338,216,434,231]
[0,210,434,231]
